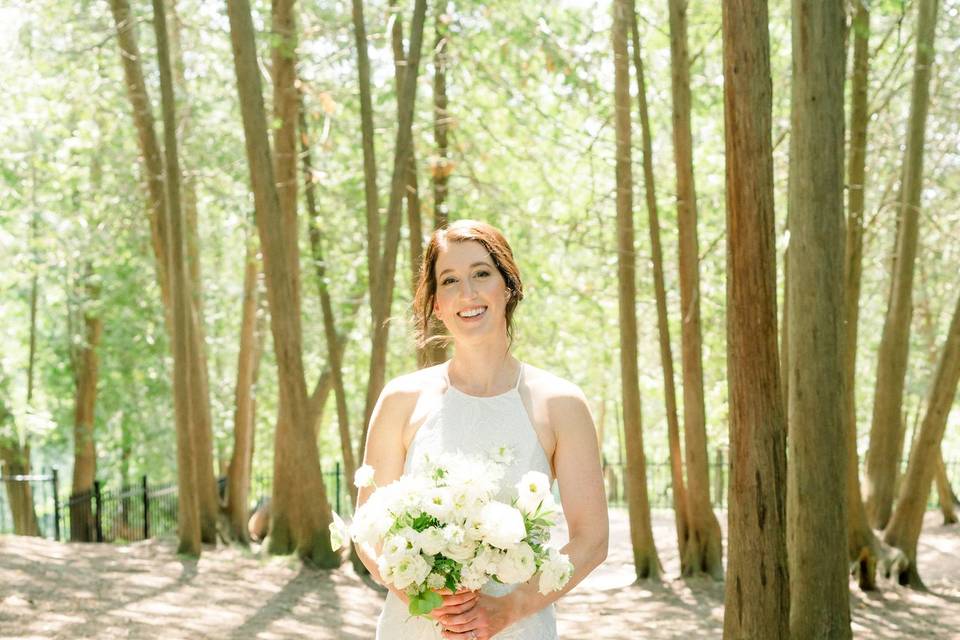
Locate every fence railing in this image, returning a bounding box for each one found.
[2,455,958,541]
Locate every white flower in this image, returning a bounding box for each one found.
[427,572,447,590]
[460,557,490,591]
[515,471,552,514]
[490,445,515,465]
[328,511,349,551]
[417,526,446,556]
[495,543,537,584]
[538,548,574,595]
[354,464,376,488]
[391,553,433,590]
[422,486,455,521]
[478,502,526,549]
[443,525,478,562]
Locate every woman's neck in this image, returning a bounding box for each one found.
[447,342,518,396]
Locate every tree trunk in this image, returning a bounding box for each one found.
[883,290,960,588]
[226,229,263,544]
[628,1,689,567]
[70,274,103,543]
[667,0,723,578]
[359,0,429,466]
[300,94,357,508]
[152,0,201,556]
[934,448,958,525]
[425,0,451,367]
[865,0,940,530]
[225,0,338,566]
[0,440,40,537]
[166,0,219,545]
[721,2,789,635]
[351,0,381,300]
[843,0,882,592]
[612,0,660,580]
[787,0,851,635]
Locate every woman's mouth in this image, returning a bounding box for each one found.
[457,306,487,321]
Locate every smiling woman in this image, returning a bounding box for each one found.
[355,219,609,640]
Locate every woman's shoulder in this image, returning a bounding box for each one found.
[521,362,588,404]
[381,362,448,399]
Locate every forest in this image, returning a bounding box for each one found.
[0,0,958,637]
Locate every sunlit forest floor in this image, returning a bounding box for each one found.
[1,508,958,639]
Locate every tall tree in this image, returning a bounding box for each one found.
[225,0,339,565]
[787,0,851,635]
[152,0,201,556]
[842,0,883,591]
[721,1,789,636]
[883,289,960,588]
[628,1,689,566]
[69,270,102,542]
[864,0,941,530]
[613,0,660,580]
[934,448,958,524]
[358,0,429,465]
[667,0,723,578]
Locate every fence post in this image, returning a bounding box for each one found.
[335,462,341,515]
[51,468,61,542]
[142,475,149,540]
[94,480,103,543]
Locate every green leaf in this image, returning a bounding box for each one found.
[408,589,444,617]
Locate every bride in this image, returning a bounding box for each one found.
[356,220,608,639]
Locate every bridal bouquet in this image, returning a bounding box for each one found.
[329,449,574,616]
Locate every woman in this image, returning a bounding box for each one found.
[357,220,608,640]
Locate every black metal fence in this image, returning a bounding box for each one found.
[0,464,349,542]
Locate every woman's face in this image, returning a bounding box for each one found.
[433,240,510,344]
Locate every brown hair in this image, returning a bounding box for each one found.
[413,220,524,349]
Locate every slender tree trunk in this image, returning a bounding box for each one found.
[226,229,262,543]
[787,1,851,635]
[865,0,940,530]
[351,0,380,300]
[934,448,958,525]
[843,0,882,592]
[628,1,689,565]
[70,273,103,543]
[167,0,219,545]
[612,0,660,580]
[225,0,338,566]
[0,441,40,537]
[359,0,429,466]
[721,2,789,635]
[152,0,201,556]
[300,95,357,507]
[883,289,960,587]
[667,0,723,578]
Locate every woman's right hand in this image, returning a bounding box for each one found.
[430,589,479,626]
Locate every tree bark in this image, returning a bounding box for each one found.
[152,0,201,556]
[225,229,263,544]
[667,0,723,578]
[166,0,219,545]
[787,0,851,635]
[721,2,789,635]
[69,274,103,543]
[613,0,660,580]
[883,290,960,588]
[842,0,884,591]
[934,448,958,525]
[628,1,689,567]
[359,0,429,467]
[865,0,940,530]
[225,0,338,566]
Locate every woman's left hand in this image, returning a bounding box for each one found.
[439,591,519,640]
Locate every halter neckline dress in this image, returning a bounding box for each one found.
[375,362,559,640]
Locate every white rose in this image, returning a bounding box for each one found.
[443,525,478,562]
[537,549,574,595]
[515,471,552,514]
[418,526,446,556]
[391,553,433,590]
[478,502,526,550]
[354,464,376,488]
[495,543,536,584]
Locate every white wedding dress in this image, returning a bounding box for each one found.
[376,363,559,640]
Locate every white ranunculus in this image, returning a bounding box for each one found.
[495,542,537,584]
[418,526,446,556]
[349,502,393,548]
[478,502,526,549]
[538,548,574,595]
[515,471,552,514]
[354,464,376,488]
[391,553,433,590]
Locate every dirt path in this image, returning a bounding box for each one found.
[1,510,958,639]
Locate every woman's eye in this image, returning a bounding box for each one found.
[441,277,457,286]
[475,270,490,278]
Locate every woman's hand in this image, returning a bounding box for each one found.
[430,589,480,627]
[438,591,519,640]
